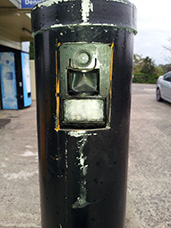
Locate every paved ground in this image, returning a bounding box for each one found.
[0,83,170,228]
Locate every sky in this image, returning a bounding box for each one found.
[130,0,171,65]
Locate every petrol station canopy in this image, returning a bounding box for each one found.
[0,0,43,50]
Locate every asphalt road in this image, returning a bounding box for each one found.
[127,84,171,228]
[0,83,170,228]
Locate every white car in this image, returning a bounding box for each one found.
[156,72,171,103]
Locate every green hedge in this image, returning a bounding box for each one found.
[133,73,158,84]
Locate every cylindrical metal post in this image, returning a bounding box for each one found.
[32,1,137,227]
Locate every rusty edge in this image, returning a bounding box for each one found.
[108,42,114,125]
[109,42,114,98]
[55,42,61,132]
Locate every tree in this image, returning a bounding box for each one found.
[133,54,144,73]
[155,66,164,76]
[159,63,171,73]
[133,55,164,84]
[133,55,156,75]
[140,56,155,75]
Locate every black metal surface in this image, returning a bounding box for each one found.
[32,0,137,34]
[32,0,137,227]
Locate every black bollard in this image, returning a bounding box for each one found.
[32,0,137,227]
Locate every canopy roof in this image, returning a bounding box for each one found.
[0,0,33,44]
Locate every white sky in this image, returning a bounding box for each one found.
[130,0,171,65]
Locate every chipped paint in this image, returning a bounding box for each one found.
[32,24,136,37]
[50,23,129,28]
[35,0,75,8]
[81,0,93,23]
[51,24,63,28]
[50,23,135,34]
[68,131,97,137]
[72,134,90,209]
[79,153,88,176]
[68,131,86,138]
[64,139,69,221]
[33,0,132,10]
[65,148,68,169]
[106,0,130,5]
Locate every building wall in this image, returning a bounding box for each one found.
[0,33,22,51]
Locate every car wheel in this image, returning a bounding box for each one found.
[156,88,163,102]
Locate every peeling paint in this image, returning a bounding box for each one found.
[79,153,88,176]
[68,131,97,137]
[35,0,75,8]
[106,0,130,5]
[50,23,123,28]
[33,0,132,10]
[65,148,68,169]
[81,0,93,23]
[32,23,136,37]
[72,196,90,209]
[50,23,135,33]
[68,131,86,138]
[72,135,90,209]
